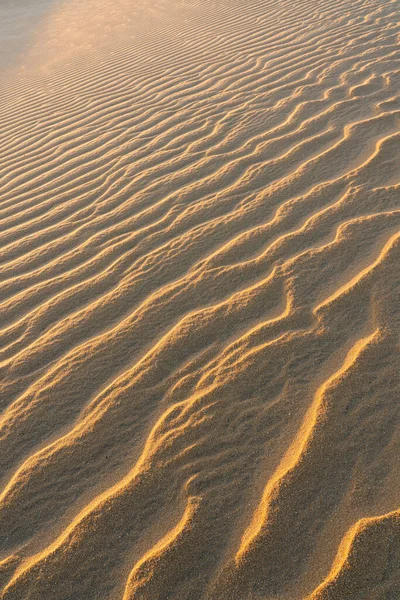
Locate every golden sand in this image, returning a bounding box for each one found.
[0,0,399,598]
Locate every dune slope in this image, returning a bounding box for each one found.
[0,0,399,598]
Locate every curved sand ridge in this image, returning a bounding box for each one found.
[0,0,400,598]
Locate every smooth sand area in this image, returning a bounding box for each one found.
[0,0,62,74]
[0,0,399,598]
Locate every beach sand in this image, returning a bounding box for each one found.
[0,0,399,598]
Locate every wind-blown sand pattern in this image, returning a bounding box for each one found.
[0,0,400,598]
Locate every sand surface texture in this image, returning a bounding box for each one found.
[0,0,400,598]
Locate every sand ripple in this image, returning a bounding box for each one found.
[0,0,399,598]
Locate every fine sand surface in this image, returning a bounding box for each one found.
[0,0,400,598]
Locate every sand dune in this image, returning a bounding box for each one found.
[0,0,399,598]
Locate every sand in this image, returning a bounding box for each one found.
[0,0,399,598]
